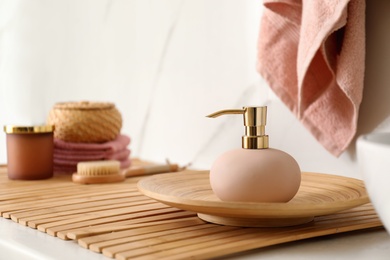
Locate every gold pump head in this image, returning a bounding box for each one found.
[207,106,269,149]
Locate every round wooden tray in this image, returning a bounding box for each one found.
[137,170,369,227]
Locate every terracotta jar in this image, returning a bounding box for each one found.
[4,125,54,180]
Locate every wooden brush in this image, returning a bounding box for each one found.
[72,160,180,184]
[72,160,125,184]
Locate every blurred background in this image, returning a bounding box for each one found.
[0,0,389,178]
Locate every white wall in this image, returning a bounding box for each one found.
[0,0,388,179]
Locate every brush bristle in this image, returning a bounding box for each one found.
[76,160,121,176]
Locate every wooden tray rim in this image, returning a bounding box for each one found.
[137,170,370,219]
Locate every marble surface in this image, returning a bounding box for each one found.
[0,0,266,169]
[0,0,390,259]
[1,0,386,178]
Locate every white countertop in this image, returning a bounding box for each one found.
[0,218,110,260]
[0,217,389,260]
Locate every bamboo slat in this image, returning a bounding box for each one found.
[13,196,149,224]
[67,211,196,240]
[0,164,384,260]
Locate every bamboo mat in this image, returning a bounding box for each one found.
[0,162,383,260]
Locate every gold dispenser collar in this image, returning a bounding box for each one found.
[207,106,269,149]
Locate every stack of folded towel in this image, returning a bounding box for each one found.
[47,101,132,174]
[53,134,131,173]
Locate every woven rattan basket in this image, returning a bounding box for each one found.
[47,101,122,143]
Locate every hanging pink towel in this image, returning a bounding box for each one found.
[257,0,365,156]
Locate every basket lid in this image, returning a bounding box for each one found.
[53,101,114,110]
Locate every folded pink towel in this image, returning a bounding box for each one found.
[54,148,131,161]
[54,157,131,168]
[53,134,131,173]
[257,0,365,156]
[54,134,130,152]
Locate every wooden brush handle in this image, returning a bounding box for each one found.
[124,164,179,177]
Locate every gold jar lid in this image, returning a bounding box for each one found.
[3,125,55,134]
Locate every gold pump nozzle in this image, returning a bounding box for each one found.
[207,106,269,149]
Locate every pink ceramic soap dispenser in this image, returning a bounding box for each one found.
[207,106,301,203]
